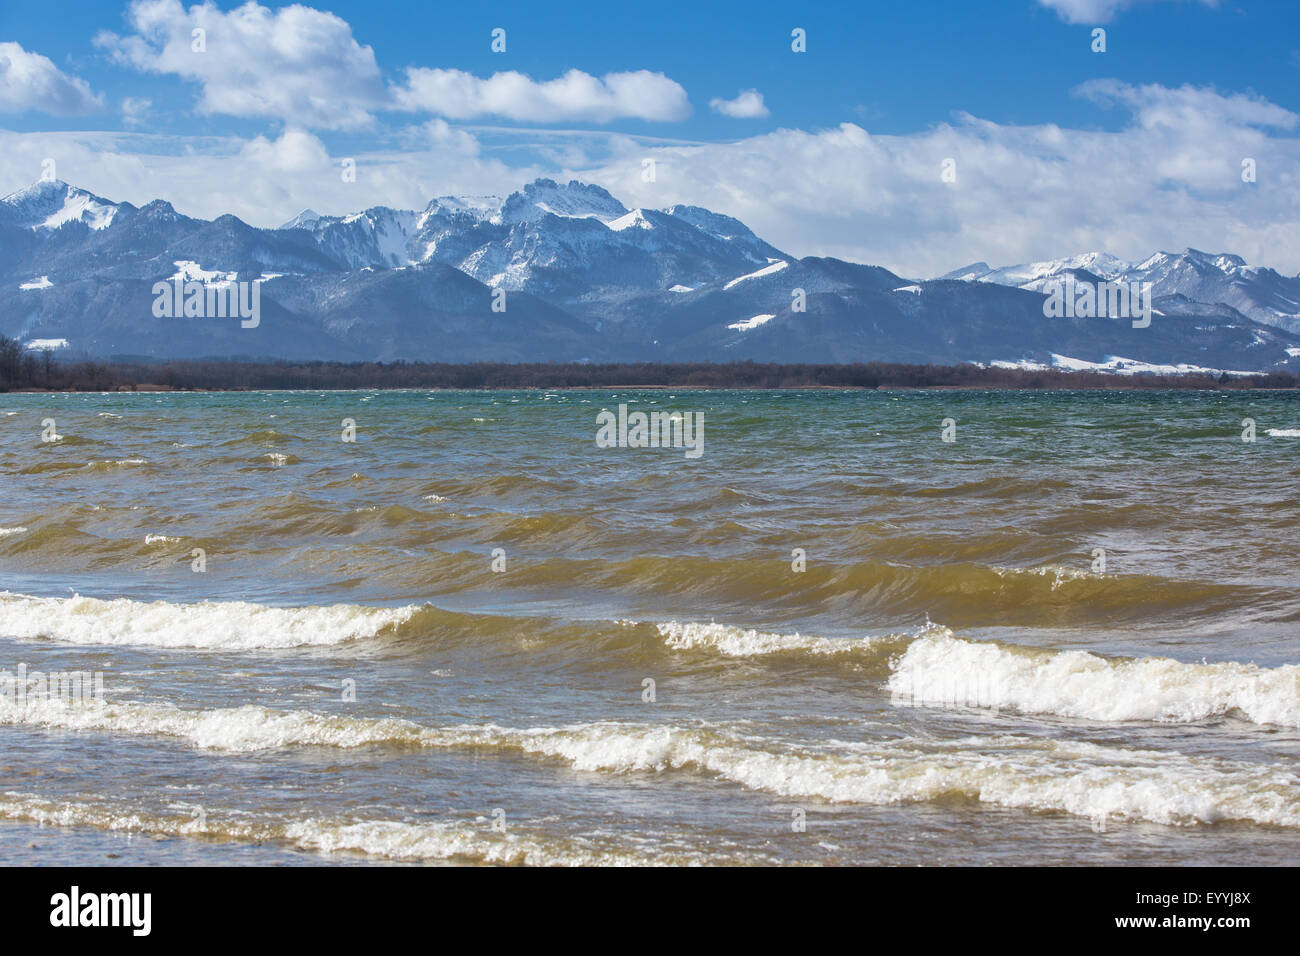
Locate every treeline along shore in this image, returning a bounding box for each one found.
[1,338,1296,392]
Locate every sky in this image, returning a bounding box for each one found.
[1,0,1298,277]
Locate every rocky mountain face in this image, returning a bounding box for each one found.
[2,177,1298,373]
[947,249,1300,336]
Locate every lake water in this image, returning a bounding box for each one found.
[1,388,1297,865]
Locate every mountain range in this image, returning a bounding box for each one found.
[3,177,1299,374]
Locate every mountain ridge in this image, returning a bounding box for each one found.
[2,177,1298,373]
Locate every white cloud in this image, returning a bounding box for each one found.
[1077,79,1297,132]
[417,118,481,157]
[238,126,332,173]
[94,2,693,128]
[709,90,769,119]
[2,81,1297,280]
[575,82,1300,277]
[94,0,387,129]
[121,96,152,127]
[0,41,102,115]
[1036,0,1219,24]
[393,68,690,123]
[0,125,533,228]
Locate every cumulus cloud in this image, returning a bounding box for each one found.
[94,1,693,128]
[0,41,102,115]
[94,0,387,129]
[576,82,1300,277]
[3,81,1297,279]
[709,90,769,119]
[1036,0,1219,24]
[0,124,532,227]
[393,67,690,123]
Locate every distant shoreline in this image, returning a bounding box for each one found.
[1,350,1296,393]
[6,381,1299,394]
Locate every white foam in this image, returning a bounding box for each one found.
[1265,428,1300,437]
[0,592,419,650]
[889,632,1300,728]
[502,724,1300,827]
[656,620,899,657]
[4,696,1296,828]
[0,792,652,866]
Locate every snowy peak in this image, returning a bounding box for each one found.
[420,194,502,222]
[1,179,120,232]
[957,252,1131,288]
[138,199,183,222]
[945,247,1300,334]
[1130,248,1247,278]
[938,261,992,281]
[279,209,322,230]
[501,179,628,224]
[665,204,757,241]
[608,208,654,231]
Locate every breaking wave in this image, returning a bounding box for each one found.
[888,631,1300,728]
[0,591,419,650]
[0,792,660,866]
[4,697,1298,828]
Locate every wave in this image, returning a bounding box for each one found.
[0,590,647,657]
[655,620,907,662]
[85,458,149,471]
[509,556,1252,627]
[3,697,1296,828]
[0,591,418,650]
[888,631,1300,728]
[0,792,659,866]
[655,618,1300,729]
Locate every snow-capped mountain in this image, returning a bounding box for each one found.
[1124,249,1300,334]
[0,176,1298,371]
[943,248,1300,334]
[940,252,1130,289]
[0,180,123,232]
[274,178,787,301]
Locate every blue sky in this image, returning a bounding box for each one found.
[1,0,1299,276]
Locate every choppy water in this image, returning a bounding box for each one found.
[1,388,1297,866]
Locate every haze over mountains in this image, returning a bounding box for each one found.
[3,177,1299,373]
